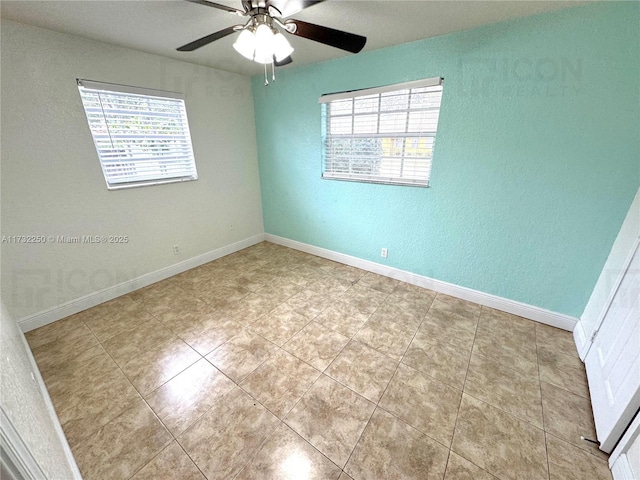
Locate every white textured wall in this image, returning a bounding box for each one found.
[0,302,81,478]
[1,19,263,320]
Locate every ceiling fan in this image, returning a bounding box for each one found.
[177,0,367,76]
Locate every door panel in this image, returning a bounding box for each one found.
[578,189,640,359]
[586,242,640,453]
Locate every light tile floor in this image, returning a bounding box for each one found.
[26,241,612,480]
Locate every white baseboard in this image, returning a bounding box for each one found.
[573,321,589,361]
[18,234,265,332]
[18,232,579,333]
[265,233,578,332]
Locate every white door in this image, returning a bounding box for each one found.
[585,240,640,453]
[609,410,640,480]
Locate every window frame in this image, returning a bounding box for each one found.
[77,79,198,190]
[319,77,444,188]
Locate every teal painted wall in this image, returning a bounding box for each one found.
[252,2,640,318]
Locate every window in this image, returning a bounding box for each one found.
[77,79,198,190]
[320,77,443,187]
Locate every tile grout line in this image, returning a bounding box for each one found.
[194,264,361,444]
[341,291,480,459]
[279,276,391,475]
[123,441,173,480]
[387,308,472,463]
[536,326,553,480]
[228,412,283,478]
[81,338,180,479]
[535,341,593,400]
[534,325,609,466]
[97,335,183,438]
[230,272,351,425]
[273,273,374,380]
[459,308,550,430]
[87,297,214,448]
[445,306,508,479]
[447,303,483,474]
[340,289,434,473]
[174,441,209,480]
[154,247,301,478]
[228,416,282,480]
[454,308,551,479]
[62,313,164,452]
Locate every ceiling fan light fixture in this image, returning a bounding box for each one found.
[253,23,276,64]
[233,28,256,60]
[254,51,275,64]
[272,32,294,61]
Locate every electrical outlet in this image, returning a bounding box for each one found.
[173,245,180,255]
[381,248,388,258]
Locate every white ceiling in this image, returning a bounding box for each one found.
[1,0,589,76]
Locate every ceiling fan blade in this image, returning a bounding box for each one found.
[184,0,245,15]
[177,26,239,51]
[267,0,324,18]
[287,19,366,53]
[274,55,293,67]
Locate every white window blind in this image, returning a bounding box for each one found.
[77,79,198,190]
[320,77,444,187]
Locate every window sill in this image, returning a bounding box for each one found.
[321,173,429,188]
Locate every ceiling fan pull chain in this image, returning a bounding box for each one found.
[264,63,269,86]
[271,61,276,82]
